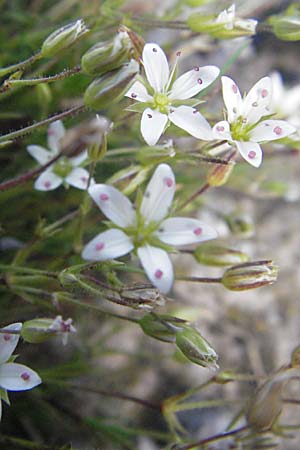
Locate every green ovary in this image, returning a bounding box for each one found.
[53,157,73,178]
[230,118,253,141]
[153,93,170,113]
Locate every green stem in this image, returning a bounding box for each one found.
[132,16,188,30]
[176,425,248,450]
[0,52,42,78]
[176,182,210,212]
[176,275,222,283]
[0,104,86,144]
[0,264,57,277]
[175,398,242,412]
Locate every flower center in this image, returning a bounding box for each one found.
[153,93,170,113]
[230,118,253,141]
[53,157,73,178]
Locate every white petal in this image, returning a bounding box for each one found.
[88,184,136,227]
[169,65,220,100]
[212,120,232,140]
[250,120,296,142]
[0,363,41,391]
[142,43,169,92]
[34,169,62,191]
[125,80,153,102]
[221,76,243,123]
[0,323,22,365]
[242,77,272,124]
[27,145,54,165]
[70,150,88,166]
[236,141,262,168]
[141,108,168,146]
[156,217,217,246]
[47,120,65,153]
[169,106,213,140]
[82,229,134,261]
[137,245,173,294]
[141,163,175,223]
[65,168,90,190]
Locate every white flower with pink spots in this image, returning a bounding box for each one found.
[0,323,41,420]
[125,43,220,146]
[27,120,92,191]
[82,164,217,293]
[213,76,296,167]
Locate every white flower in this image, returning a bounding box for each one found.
[48,315,76,345]
[27,120,92,191]
[125,43,220,146]
[213,76,296,167]
[270,71,300,131]
[82,164,217,293]
[0,323,41,420]
[216,4,257,33]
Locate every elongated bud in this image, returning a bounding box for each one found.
[222,260,279,291]
[139,314,186,343]
[269,14,300,41]
[207,161,235,187]
[84,59,139,110]
[194,244,249,267]
[41,19,88,57]
[175,326,219,370]
[82,31,132,75]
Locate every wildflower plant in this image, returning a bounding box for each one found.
[1,1,300,448]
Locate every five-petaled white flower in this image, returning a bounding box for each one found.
[0,323,41,420]
[125,43,220,146]
[82,164,217,293]
[27,120,92,191]
[213,76,296,167]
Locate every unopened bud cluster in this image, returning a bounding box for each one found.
[41,19,88,57]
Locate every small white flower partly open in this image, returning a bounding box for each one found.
[27,120,92,191]
[0,323,41,421]
[48,315,76,345]
[216,4,257,33]
[125,43,220,146]
[82,164,217,293]
[213,76,296,167]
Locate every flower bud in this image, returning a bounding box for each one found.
[81,31,132,75]
[175,326,219,370]
[84,59,139,110]
[194,244,249,267]
[222,260,279,291]
[207,161,235,187]
[88,128,107,162]
[22,316,76,344]
[270,14,300,41]
[139,314,186,343]
[120,286,166,310]
[41,19,88,57]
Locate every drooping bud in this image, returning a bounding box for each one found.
[81,31,132,75]
[175,326,219,370]
[41,19,89,57]
[221,260,279,291]
[207,160,235,187]
[84,59,139,110]
[269,13,300,41]
[139,313,186,343]
[194,243,250,267]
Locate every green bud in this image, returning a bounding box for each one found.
[88,129,107,162]
[225,212,254,238]
[194,244,249,267]
[21,318,56,343]
[41,19,89,57]
[139,314,186,343]
[207,161,235,187]
[84,59,139,110]
[82,31,132,75]
[175,326,219,370]
[270,15,300,41]
[222,260,279,291]
[184,0,214,6]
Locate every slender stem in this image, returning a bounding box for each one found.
[0,65,81,93]
[175,425,248,450]
[0,264,57,277]
[0,104,86,144]
[176,182,210,212]
[43,209,79,234]
[0,52,42,78]
[176,275,222,283]
[132,16,188,30]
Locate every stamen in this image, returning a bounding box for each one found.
[3,334,11,341]
[194,66,199,71]
[273,126,282,136]
[216,125,225,132]
[131,93,137,99]
[154,269,163,279]
[44,181,51,189]
[193,110,198,114]
[164,177,173,187]
[81,177,87,183]
[248,150,256,159]
[100,193,109,201]
[252,101,258,107]
[176,51,181,57]
[152,48,157,52]
[261,89,268,98]
[21,372,30,381]
[193,227,202,236]
[197,78,203,84]
[95,242,104,251]
[147,114,153,118]
[232,84,238,94]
